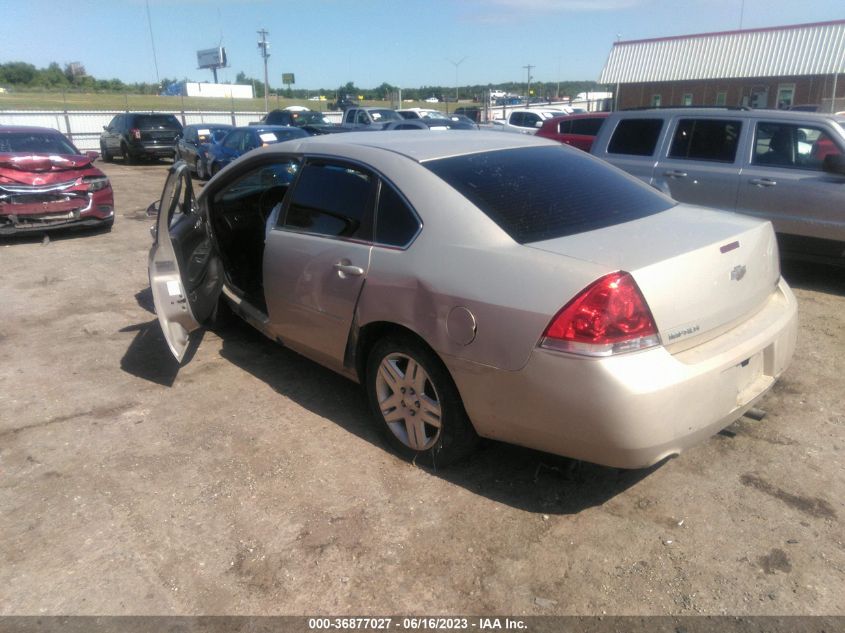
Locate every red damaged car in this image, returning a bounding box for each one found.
[0,126,114,234]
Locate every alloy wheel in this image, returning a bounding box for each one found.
[375,353,442,451]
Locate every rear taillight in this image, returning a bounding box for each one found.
[130,128,141,140]
[540,271,660,357]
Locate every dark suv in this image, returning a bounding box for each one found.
[100,113,183,164]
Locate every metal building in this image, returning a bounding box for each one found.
[599,20,845,111]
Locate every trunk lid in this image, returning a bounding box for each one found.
[527,204,780,348]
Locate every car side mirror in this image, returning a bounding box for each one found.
[535,121,543,128]
[86,150,99,161]
[103,126,109,131]
[822,153,845,176]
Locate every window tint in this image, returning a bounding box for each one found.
[570,117,605,136]
[523,113,540,127]
[510,112,524,127]
[607,119,663,156]
[557,119,572,134]
[668,119,742,162]
[283,162,374,240]
[223,131,243,149]
[375,182,420,247]
[425,146,674,244]
[753,122,842,170]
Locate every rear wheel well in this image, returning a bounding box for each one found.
[354,322,438,384]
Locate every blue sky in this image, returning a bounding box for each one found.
[2,0,843,90]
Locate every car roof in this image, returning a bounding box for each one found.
[185,123,232,129]
[613,107,845,123]
[269,130,552,162]
[565,112,610,119]
[0,125,67,135]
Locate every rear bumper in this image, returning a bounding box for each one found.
[446,278,798,469]
[130,142,176,158]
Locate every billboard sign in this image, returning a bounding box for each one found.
[282,73,295,85]
[197,47,227,69]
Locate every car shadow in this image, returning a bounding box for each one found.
[119,318,203,387]
[780,258,845,297]
[206,319,659,515]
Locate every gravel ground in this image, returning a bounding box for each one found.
[0,160,843,616]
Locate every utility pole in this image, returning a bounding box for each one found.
[448,56,467,102]
[523,64,534,106]
[257,28,270,112]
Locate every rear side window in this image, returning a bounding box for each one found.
[668,119,742,162]
[557,119,572,134]
[571,117,605,136]
[424,146,674,244]
[375,182,420,247]
[607,118,663,156]
[283,162,375,240]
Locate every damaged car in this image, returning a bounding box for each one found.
[149,132,797,469]
[0,126,114,234]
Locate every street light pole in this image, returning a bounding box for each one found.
[523,64,534,106]
[448,56,467,102]
[257,28,270,112]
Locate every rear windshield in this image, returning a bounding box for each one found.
[263,128,309,142]
[0,132,78,155]
[424,146,674,244]
[291,111,328,125]
[135,115,181,129]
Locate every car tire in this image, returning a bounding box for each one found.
[122,143,135,165]
[366,334,478,467]
[210,162,221,177]
[100,142,113,163]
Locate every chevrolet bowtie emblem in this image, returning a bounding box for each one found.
[731,265,747,281]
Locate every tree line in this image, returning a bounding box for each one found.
[1,61,601,101]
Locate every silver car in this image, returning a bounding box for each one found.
[149,132,797,469]
[590,108,845,262]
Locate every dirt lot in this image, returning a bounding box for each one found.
[0,160,843,616]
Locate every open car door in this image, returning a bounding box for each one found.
[148,162,223,362]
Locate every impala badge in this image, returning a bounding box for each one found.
[730,265,747,281]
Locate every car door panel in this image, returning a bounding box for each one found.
[653,118,743,211]
[148,163,223,361]
[264,232,371,370]
[262,160,376,372]
[737,121,845,241]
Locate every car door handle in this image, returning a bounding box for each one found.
[749,178,777,187]
[663,170,688,178]
[333,262,364,277]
